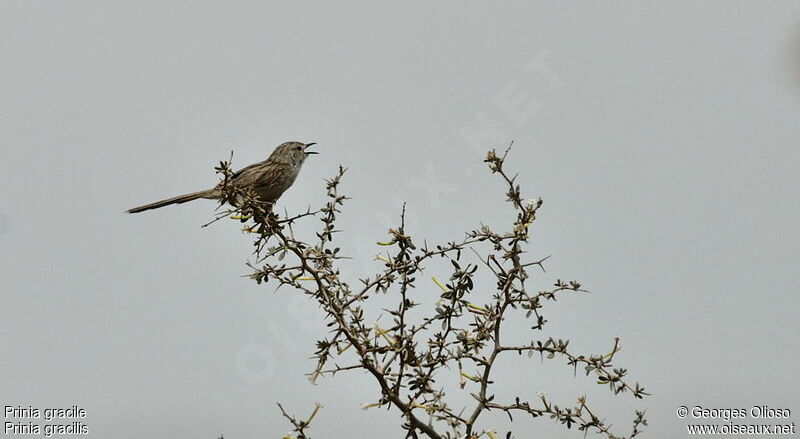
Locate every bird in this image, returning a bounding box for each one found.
[126,141,317,214]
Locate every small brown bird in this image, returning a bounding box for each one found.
[126,141,317,214]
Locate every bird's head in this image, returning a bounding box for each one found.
[270,141,318,167]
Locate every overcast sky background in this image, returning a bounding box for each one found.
[2,1,800,438]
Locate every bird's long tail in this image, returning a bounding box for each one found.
[126,189,217,213]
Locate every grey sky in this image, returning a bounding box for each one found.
[2,1,799,438]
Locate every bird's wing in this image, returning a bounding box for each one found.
[222,160,289,202]
[232,161,265,181]
[232,161,284,189]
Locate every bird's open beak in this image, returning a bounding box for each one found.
[304,142,318,155]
